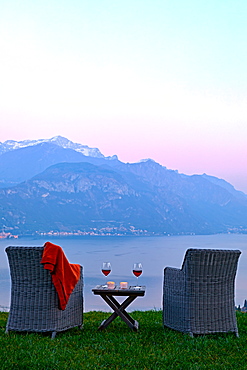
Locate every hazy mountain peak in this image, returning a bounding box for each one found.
[48,136,104,158]
[50,136,72,146]
[0,136,114,159]
[136,158,168,171]
[1,138,44,152]
[138,158,156,163]
[106,154,119,160]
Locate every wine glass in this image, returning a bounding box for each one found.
[102,262,111,286]
[133,262,142,288]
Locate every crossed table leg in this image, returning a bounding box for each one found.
[92,286,146,331]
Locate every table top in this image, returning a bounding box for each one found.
[92,285,146,296]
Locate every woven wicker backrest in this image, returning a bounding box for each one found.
[7,246,51,288]
[182,249,241,281]
[5,246,83,337]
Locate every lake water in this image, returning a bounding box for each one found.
[0,234,246,312]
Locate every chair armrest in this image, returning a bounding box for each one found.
[164,267,185,290]
[163,266,188,332]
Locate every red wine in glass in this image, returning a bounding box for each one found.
[133,270,142,277]
[133,263,142,287]
[102,268,111,276]
[102,262,111,285]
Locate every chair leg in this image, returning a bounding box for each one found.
[51,331,57,339]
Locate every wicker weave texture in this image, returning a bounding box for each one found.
[5,246,83,336]
[163,249,241,336]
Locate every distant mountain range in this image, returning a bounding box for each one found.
[0,135,247,236]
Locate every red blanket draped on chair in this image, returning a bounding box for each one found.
[41,242,81,310]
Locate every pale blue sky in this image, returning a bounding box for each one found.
[1,0,247,191]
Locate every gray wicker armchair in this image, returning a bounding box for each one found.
[5,246,83,338]
[163,249,241,337]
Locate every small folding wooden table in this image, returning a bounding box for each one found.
[92,285,146,331]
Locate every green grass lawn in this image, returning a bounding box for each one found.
[0,310,247,370]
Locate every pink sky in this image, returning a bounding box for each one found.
[1,1,247,193]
